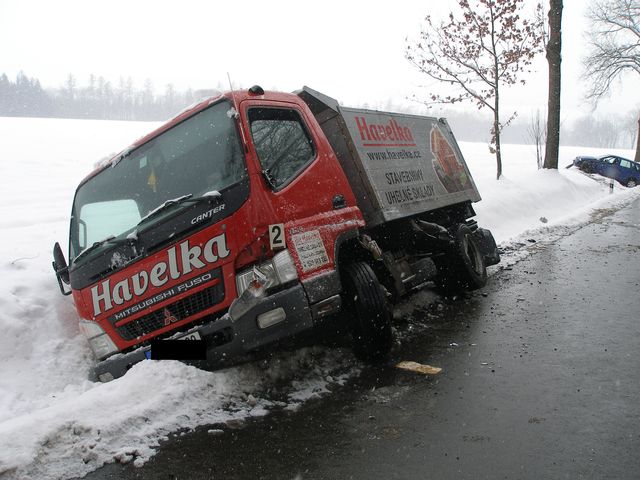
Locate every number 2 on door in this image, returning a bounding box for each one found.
[269,224,285,249]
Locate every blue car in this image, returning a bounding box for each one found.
[572,154,640,188]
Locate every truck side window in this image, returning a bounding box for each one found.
[249,108,315,189]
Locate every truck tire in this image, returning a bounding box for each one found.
[438,224,487,291]
[342,262,393,362]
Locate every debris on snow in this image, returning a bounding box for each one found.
[396,361,442,375]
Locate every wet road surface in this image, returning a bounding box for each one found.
[86,199,640,480]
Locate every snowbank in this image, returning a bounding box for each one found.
[460,141,638,243]
[0,349,353,479]
[0,117,637,479]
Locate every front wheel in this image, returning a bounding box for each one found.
[438,224,488,291]
[342,262,393,362]
[626,178,637,188]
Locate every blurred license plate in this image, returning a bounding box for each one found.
[144,332,202,360]
[148,331,206,360]
[176,331,201,341]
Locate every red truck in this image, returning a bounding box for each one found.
[52,86,499,382]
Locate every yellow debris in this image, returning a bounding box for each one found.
[395,361,442,375]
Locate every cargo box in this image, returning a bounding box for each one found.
[298,86,481,227]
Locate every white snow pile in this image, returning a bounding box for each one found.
[0,117,637,480]
[464,142,638,244]
[0,349,352,480]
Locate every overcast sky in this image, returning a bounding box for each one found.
[1,0,638,124]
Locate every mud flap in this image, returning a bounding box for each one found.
[474,228,500,266]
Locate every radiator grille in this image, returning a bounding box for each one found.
[116,283,225,341]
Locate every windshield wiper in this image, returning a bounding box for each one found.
[136,192,223,229]
[137,194,194,227]
[74,235,134,263]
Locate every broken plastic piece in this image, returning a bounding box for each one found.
[396,361,442,375]
[228,266,268,321]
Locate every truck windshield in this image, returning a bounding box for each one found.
[69,100,245,262]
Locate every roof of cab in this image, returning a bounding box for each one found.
[76,87,301,188]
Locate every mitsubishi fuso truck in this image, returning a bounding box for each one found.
[52,86,500,382]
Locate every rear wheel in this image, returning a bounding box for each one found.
[438,224,487,291]
[342,262,393,362]
[626,178,637,188]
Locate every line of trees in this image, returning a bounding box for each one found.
[0,72,207,121]
[450,108,639,150]
[357,99,639,151]
[1,67,637,151]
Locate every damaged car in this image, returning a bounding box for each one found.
[571,154,640,188]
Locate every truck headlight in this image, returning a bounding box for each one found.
[230,250,298,322]
[235,249,297,297]
[79,319,119,360]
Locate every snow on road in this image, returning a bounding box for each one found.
[0,116,636,480]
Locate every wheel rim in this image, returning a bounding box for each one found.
[628,179,637,187]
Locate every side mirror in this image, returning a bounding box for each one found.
[52,242,72,296]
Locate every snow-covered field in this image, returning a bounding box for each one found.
[0,116,637,480]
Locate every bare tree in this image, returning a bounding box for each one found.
[583,0,639,160]
[623,109,639,148]
[406,0,545,179]
[543,0,563,170]
[528,109,547,168]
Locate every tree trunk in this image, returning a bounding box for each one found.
[635,116,640,162]
[494,58,502,180]
[544,0,563,170]
[494,114,502,180]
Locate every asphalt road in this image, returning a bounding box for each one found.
[86,198,640,480]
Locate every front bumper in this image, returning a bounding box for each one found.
[93,283,314,382]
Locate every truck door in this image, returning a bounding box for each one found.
[241,99,362,281]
